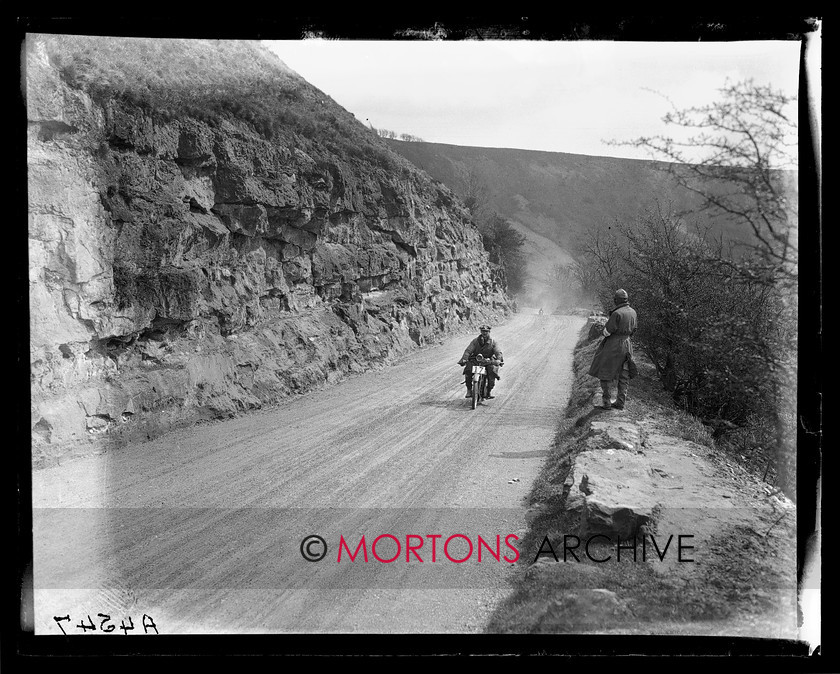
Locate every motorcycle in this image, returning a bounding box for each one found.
[463,354,503,410]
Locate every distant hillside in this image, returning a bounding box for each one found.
[387,139,796,252]
[385,140,688,306]
[387,141,701,249]
[387,139,797,306]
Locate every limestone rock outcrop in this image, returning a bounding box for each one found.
[27,37,512,466]
[564,418,657,539]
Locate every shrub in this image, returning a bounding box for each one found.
[577,202,794,491]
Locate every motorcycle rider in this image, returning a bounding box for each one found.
[457,324,504,399]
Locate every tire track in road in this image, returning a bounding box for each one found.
[32,311,586,634]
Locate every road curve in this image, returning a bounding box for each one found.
[31,311,586,634]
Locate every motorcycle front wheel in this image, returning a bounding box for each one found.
[471,376,481,410]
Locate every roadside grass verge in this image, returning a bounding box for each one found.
[485,330,785,634]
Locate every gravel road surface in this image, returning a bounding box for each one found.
[31,311,586,634]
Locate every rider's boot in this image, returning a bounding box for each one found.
[485,383,495,399]
[465,383,473,398]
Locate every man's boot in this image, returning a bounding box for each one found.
[613,367,629,409]
[600,380,612,409]
[465,383,473,398]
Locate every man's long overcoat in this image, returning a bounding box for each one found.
[461,335,503,378]
[588,304,637,380]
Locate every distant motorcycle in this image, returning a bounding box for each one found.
[465,354,503,410]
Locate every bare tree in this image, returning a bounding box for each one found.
[573,220,626,306]
[608,81,799,497]
[457,166,491,219]
[546,262,591,310]
[611,79,798,284]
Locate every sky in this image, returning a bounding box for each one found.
[265,38,811,162]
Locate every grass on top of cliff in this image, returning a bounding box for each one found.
[33,34,404,169]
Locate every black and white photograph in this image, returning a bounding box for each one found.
[17,16,822,660]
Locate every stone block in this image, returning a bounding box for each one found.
[587,420,641,452]
[565,448,658,539]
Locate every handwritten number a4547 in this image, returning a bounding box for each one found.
[52,613,158,634]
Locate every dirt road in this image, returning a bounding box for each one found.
[30,311,586,634]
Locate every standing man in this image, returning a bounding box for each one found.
[457,324,504,399]
[588,289,637,410]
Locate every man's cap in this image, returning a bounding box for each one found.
[479,324,492,331]
[614,289,629,302]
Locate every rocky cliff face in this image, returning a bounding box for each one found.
[27,37,511,467]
